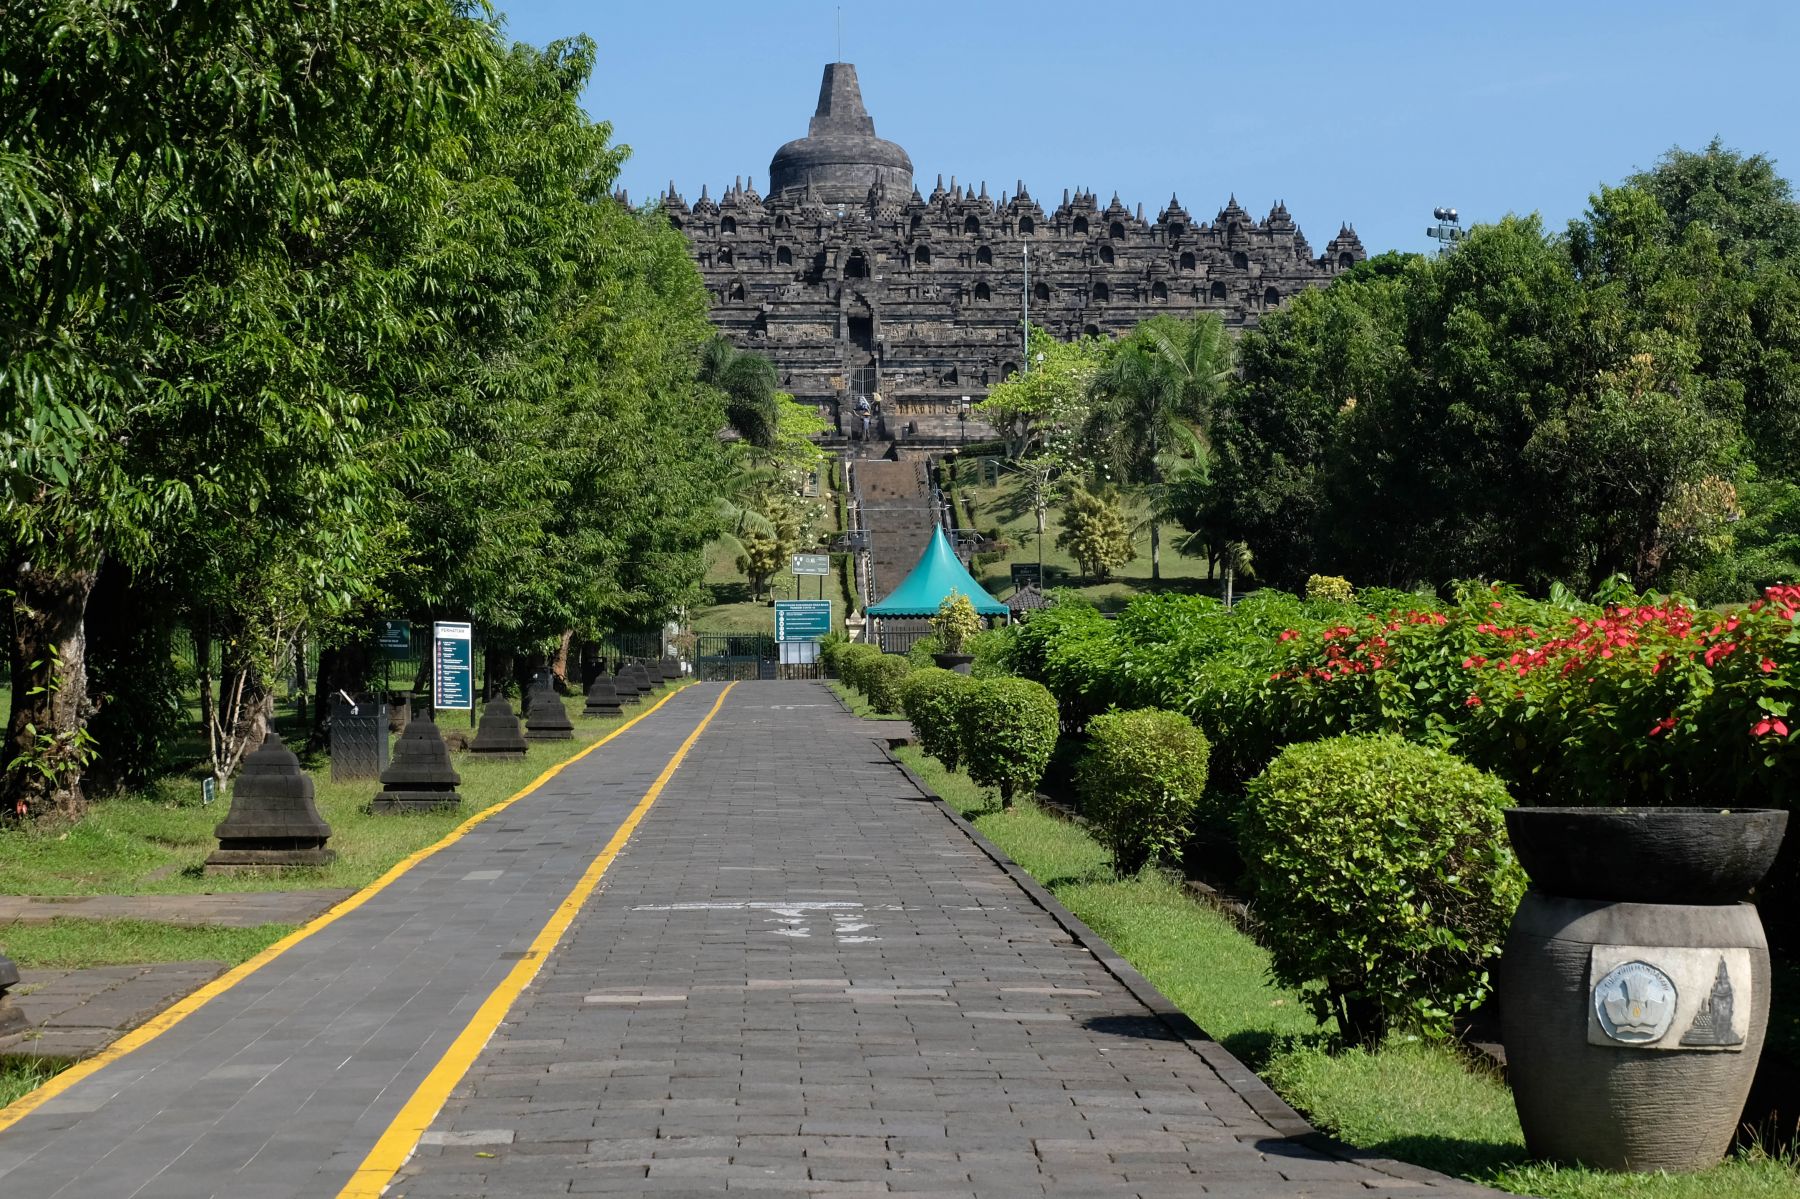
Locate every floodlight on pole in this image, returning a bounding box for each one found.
[1427,206,1467,254]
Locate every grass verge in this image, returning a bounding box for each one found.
[0,919,294,970]
[896,745,1799,1199]
[0,695,663,897]
[0,1058,62,1109]
[826,680,908,721]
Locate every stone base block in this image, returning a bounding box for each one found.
[371,790,461,813]
[525,729,574,741]
[468,747,527,760]
[583,705,624,718]
[203,847,336,873]
[0,996,26,1039]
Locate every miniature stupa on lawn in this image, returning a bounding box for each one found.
[525,685,574,740]
[373,717,463,812]
[469,697,529,760]
[205,732,336,871]
[584,677,625,718]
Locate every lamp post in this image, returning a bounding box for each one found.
[1427,206,1466,255]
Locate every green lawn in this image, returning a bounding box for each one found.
[0,694,662,898]
[0,919,294,970]
[897,746,1798,1199]
[946,466,1217,610]
[825,680,908,722]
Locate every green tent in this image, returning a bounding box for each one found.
[865,527,1010,618]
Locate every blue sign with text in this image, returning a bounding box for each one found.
[774,600,832,642]
[433,621,474,710]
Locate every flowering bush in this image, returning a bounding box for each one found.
[1014,580,1800,811]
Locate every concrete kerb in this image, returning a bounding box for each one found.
[873,734,1491,1192]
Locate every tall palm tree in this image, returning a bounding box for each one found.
[698,336,780,449]
[1086,314,1234,580]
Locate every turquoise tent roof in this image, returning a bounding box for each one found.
[866,527,1010,617]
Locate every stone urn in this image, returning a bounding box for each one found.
[931,652,974,675]
[1499,806,1788,1172]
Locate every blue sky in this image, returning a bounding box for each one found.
[493,1,1798,255]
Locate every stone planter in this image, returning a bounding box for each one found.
[932,652,974,675]
[1500,806,1788,1172]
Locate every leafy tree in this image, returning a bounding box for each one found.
[1086,314,1232,579]
[699,336,781,449]
[0,0,494,814]
[972,325,1105,460]
[1057,485,1135,580]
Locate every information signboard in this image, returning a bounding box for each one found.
[377,619,411,658]
[433,621,474,711]
[774,600,832,642]
[1010,563,1044,591]
[790,553,830,576]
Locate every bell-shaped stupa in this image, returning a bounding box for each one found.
[768,63,913,204]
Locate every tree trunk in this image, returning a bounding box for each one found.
[552,629,574,691]
[1150,518,1161,582]
[2,556,100,820]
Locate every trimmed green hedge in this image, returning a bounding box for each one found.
[962,677,1058,807]
[863,654,912,715]
[836,643,883,692]
[1237,734,1524,1046]
[1078,708,1210,877]
[899,667,977,771]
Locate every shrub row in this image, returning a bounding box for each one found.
[899,672,1057,807]
[830,642,911,715]
[1012,581,1800,809]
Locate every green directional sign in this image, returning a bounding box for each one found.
[376,619,411,658]
[774,600,832,642]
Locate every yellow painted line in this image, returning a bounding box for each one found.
[336,681,733,1198]
[0,683,700,1136]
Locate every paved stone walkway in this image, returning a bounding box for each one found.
[0,683,1498,1198]
[392,684,1492,1198]
[0,687,723,1199]
[0,889,355,928]
[0,961,228,1060]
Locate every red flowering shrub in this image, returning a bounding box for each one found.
[1022,580,1800,810]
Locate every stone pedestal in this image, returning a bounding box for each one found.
[661,658,683,684]
[373,717,463,812]
[469,698,528,760]
[0,952,26,1039]
[205,732,335,872]
[584,679,625,719]
[525,687,574,740]
[612,667,644,706]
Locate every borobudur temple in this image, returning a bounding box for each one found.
[646,62,1365,443]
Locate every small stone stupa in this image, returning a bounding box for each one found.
[612,665,644,705]
[660,657,683,684]
[469,697,529,760]
[584,677,625,718]
[627,661,657,696]
[525,686,574,740]
[205,732,335,871]
[373,717,463,812]
[0,951,27,1039]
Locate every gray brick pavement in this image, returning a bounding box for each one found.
[0,688,723,1199]
[392,683,1499,1198]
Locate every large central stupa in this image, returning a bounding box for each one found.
[767,63,912,204]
